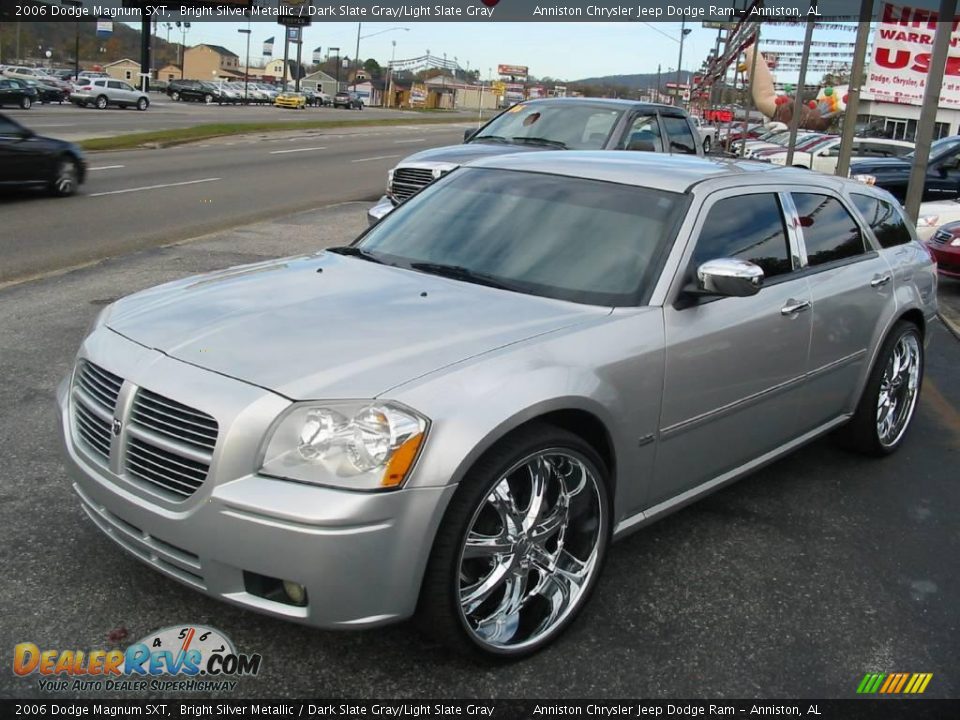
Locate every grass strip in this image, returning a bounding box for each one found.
[80,117,467,151]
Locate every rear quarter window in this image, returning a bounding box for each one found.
[850,194,913,248]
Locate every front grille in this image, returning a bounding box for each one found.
[390,167,435,201]
[127,389,218,499]
[72,361,122,464]
[69,360,219,501]
[933,229,951,245]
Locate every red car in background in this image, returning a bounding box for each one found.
[927,222,960,278]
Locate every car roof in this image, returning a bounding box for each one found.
[464,150,863,194]
[519,97,685,113]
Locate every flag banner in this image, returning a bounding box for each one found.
[263,36,274,57]
[312,47,323,64]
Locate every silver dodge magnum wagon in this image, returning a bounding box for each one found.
[58,152,938,658]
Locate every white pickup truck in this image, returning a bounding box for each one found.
[690,117,717,154]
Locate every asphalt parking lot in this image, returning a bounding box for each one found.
[0,202,957,700]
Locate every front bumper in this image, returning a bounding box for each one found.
[57,330,455,628]
[367,195,398,226]
[275,100,304,109]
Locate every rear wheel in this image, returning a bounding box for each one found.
[837,321,923,456]
[417,424,610,659]
[20,96,32,109]
[49,157,79,197]
[95,95,108,110]
[204,94,214,104]
[171,91,180,101]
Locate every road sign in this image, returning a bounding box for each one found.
[279,0,312,27]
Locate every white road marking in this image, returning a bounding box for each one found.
[351,154,401,163]
[269,147,328,155]
[394,139,426,144]
[88,177,221,197]
[88,165,125,171]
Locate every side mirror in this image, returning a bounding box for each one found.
[463,128,476,143]
[696,258,764,297]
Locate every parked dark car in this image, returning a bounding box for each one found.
[334,91,364,109]
[0,78,39,109]
[22,79,68,104]
[166,79,204,102]
[368,97,703,224]
[0,113,86,196]
[850,135,960,202]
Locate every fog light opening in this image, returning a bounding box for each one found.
[243,571,309,607]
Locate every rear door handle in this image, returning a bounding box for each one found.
[870,274,892,288]
[781,299,811,316]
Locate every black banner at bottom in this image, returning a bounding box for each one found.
[1,699,957,720]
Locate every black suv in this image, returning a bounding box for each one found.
[167,80,226,104]
[850,135,960,202]
[334,91,364,110]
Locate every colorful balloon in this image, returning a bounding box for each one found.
[824,87,834,96]
[808,100,817,109]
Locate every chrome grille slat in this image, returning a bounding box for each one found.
[84,362,123,394]
[933,230,950,245]
[125,438,210,476]
[73,386,113,422]
[126,457,200,496]
[133,396,219,434]
[126,450,205,487]
[137,390,220,426]
[75,415,111,458]
[131,408,218,448]
[126,424,213,464]
[77,374,117,410]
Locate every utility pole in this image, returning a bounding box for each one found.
[295,35,302,92]
[238,26,251,104]
[353,22,361,91]
[282,29,290,91]
[656,64,661,103]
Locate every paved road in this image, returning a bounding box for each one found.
[7,97,474,141]
[0,203,956,700]
[0,122,470,284]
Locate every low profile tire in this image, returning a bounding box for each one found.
[20,96,32,109]
[95,95,108,110]
[837,320,923,456]
[136,97,149,111]
[49,156,79,197]
[417,423,611,659]
[703,137,711,154]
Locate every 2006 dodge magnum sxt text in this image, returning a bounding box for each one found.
[58,153,937,658]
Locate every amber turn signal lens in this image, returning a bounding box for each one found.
[381,433,424,488]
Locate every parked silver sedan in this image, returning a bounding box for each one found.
[57,153,937,658]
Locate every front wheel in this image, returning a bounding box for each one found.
[837,321,923,455]
[417,424,610,659]
[49,157,79,197]
[204,94,213,104]
[171,91,180,101]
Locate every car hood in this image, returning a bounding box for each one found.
[104,252,606,400]
[398,141,545,166]
[849,156,911,173]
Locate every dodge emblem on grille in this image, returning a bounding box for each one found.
[112,418,122,437]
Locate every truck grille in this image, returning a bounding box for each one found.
[69,361,219,501]
[932,229,951,245]
[390,167,435,201]
[72,361,122,464]
[127,389,218,499]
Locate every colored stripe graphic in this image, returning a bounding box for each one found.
[858,673,932,694]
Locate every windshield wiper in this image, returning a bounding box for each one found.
[327,246,388,265]
[511,136,568,149]
[471,134,512,144]
[409,262,518,291]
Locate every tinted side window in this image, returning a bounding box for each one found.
[692,194,793,279]
[850,194,913,248]
[662,116,698,155]
[793,193,866,266]
[619,114,662,152]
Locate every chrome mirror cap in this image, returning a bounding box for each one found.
[697,258,765,298]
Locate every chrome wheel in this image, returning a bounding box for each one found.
[457,449,605,652]
[876,333,921,447]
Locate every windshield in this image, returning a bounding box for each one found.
[907,135,960,162]
[472,102,624,150]
[355,168,683,306]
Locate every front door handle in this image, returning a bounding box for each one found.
[870,273,892,288]
[781,299,812,316]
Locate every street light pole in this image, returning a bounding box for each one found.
[353,22,361,92]
[238,26,251,104]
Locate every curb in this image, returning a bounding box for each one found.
[938,308,960,341]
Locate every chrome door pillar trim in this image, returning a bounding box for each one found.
[778,191,807,269]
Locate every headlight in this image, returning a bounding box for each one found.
[916,215,939,227]
[261,401,428,490]
[852,174,876,185]
[951,237,960,247]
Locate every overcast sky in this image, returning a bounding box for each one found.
[144,21,855,83]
